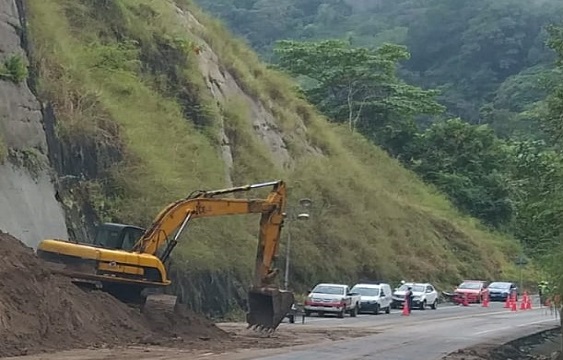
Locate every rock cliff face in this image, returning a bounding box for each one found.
[0,0,67,248]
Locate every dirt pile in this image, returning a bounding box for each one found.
[0,231,226,357]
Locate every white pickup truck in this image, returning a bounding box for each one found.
[304,283,361,318]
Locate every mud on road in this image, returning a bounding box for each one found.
[2,323,380,360]
[0,230,379,359]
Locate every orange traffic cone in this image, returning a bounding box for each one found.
[402,300,410,316]
[482,292,489,307]
[504,294,511,308]
[511,293,517,312]
[520,294,526,310]
[462,293,469,306]
[525,292,532,310]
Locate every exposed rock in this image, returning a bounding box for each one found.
[171,5,293,172]
[0,0,68,247]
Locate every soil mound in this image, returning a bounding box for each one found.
[141,294,225,341]
[0,231,226,357]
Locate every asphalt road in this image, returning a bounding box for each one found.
[200,299,560,360]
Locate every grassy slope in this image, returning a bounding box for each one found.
[26,0,523,314]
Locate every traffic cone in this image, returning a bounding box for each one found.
[482,292,489,307]
[525,292,532,310]
[511,293,517,312]
[402,300,410,316]
[462,293,469,306]
[520,294,526,310]
[504,295,511,308]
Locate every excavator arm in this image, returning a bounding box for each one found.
[132,180,293,330]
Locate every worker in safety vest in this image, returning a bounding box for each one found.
[538,281,549,305]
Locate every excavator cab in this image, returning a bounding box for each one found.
[92,223,145,251]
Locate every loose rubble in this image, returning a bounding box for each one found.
[0,230,226,357]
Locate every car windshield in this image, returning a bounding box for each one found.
[398,284,425,292]
[488,282,510,290]
[351,287,380,296]
[312,285,345,295]
[458,282,481,290]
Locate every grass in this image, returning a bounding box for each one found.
[25,0,525,315]
[0,54,28,83]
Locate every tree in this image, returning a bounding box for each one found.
[541,25,563,146]
[407,119,514,229]
[508,140,563,255]
[273,39,444,155]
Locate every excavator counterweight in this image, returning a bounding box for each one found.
[36,180,293,332]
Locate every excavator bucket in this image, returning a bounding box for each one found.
[246,287,294,331]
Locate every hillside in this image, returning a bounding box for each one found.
[192,0,563,263]
[4,0,521,316]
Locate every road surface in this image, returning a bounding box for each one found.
[200,299,559,360]
[6,299,559,360]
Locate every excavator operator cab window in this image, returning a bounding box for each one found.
[121,227,144,251]
[93,226,122,249]
[93,224,145,250]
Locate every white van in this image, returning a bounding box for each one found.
[350,282,393,315]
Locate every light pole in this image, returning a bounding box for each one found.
[283,198,312,290]
[516,254,528,292]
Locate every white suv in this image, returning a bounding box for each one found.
[392,282,439,310]
[351,283,393,315]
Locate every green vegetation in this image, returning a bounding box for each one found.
[273,40,444,156]
[529,25,563,299]
[27,0,523,316]
[196,0,563,130]
[196,0,563,278]
[0,54,28,83]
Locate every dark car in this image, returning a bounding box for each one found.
[487,281,518,302]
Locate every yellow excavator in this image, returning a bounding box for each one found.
[36,180,294,331]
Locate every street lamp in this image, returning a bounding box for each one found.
[283,198,313,290]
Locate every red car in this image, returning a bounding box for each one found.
[453,280,488,304]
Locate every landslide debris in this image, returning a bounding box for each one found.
[0,230,227,357]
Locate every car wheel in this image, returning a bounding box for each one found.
[350,305,358,317]
[431,300,437,310]
[420,300,426,310]
[385,305,391,314]
[373,304,380,315]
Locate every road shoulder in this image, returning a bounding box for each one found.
[442,323,561,360]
